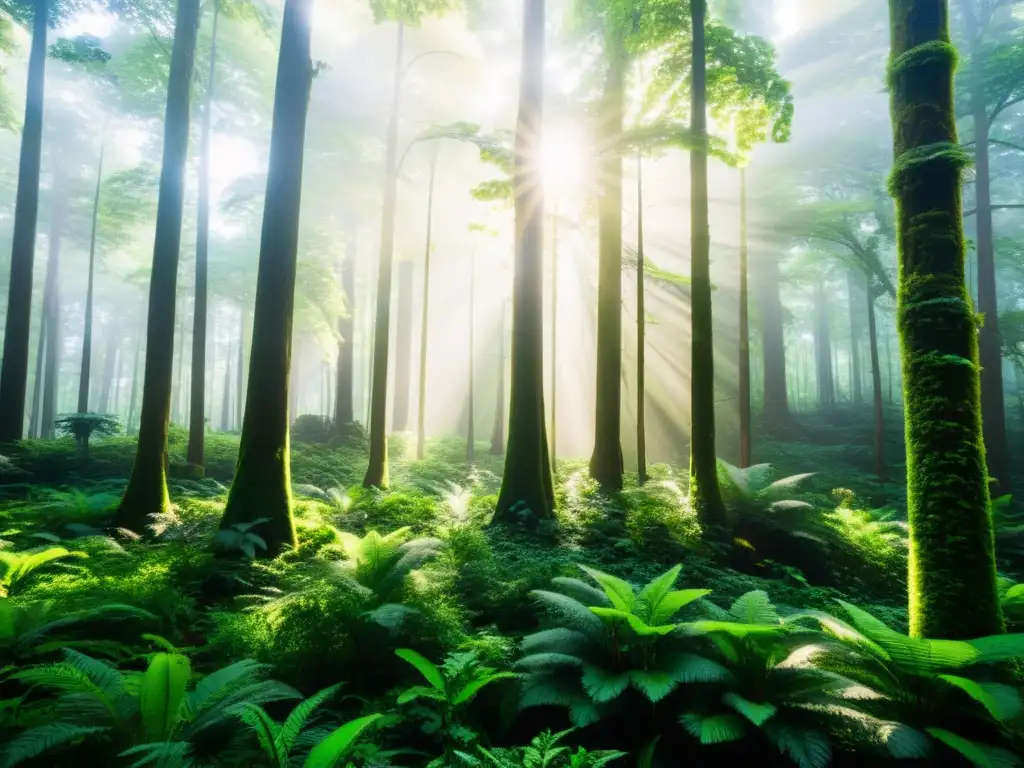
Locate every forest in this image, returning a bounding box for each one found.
[1,0,1024,765]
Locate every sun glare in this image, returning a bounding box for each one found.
[540,124,591,201]
[775,0,803,39]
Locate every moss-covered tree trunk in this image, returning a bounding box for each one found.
[219,0,314,555]
[689,0,728,535]
[363,23,405,489]
[637,152,648,482]
[847,270,863,405]
[116,0,201,531]
[589,43,626,491]
[887,0,1002,638]
[0,0,48,443]
[757,254,790,431]
[335,239,355,429]
[416,151,437,460]
[738,167,751,468]
[865,276,885,483]
[393,260,414,432]
[79,139,105,415]
[187,0,220,471]
[495,0,555,522]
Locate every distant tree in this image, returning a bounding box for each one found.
[887,0,1002,638]
[494,0,555,522]
[219,0,315,555]
[115,0,203,532]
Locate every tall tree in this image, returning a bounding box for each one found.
[0,0,51,441]
[689,0,727,534]
[737,167,750,468]
[219,0,315,554]
[415,150,437,460]
[334,234,355,430]
[78,136,105,414]
[115,0,203,531]
[887,0,1001,638]
[39,189,65,440]
[636,151,648,481]
[392,260,414,432]
[187,0,221,471]
[495,0,555,521]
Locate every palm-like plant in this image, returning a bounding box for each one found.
[0,546,86,597]
[806,601,1024,766]
[678,591,854,768]
[717,461,822,544]
[1,650,300,767]
[396,648,517,766]
[516,564,717,726]
[461,728,625,767]
[229,683,381,767]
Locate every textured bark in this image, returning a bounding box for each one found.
[688,0,728,534]
[814,278,834,408]
[220,0,313,555]
[887,0,1001,638]
[392,260,414,432]
[79,139,105,414]
[416,151,437,459]
[847,270,864,404]
[172,306,186,423]
[187,0,220,469]
[495,0,555,521]
[335,235,355,429]
[0,0,48,442]
[116,0,201,531]
[757,254,790,429]
[589,43,626,491]
[364,23,405,489]
[738,168,751,468]
[637,153,648,481]
[866,277,885,483]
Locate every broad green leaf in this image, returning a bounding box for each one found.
[681,620,788,639]
[635,565,682,621]
[303,713,382,768]
[729,591,779,625]
[630,669,677,702]
[926,728,1021,768]
[662,652,734,683]
[397,685,447,705]
[650,589,712,625]
[581,665,630,703]
[680,712,746,745]
[937,676,1023,721]
[723,692,777,726]
[968,633,1024,664]
[395,649,444,691]
[139,652,191,742]
[452,672,518,706]
[579,566,635,612]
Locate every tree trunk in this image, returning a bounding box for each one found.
[549,211,558,468]
[335,235,355,430]
[116,0,202,531]
[220,339,232,432]
[689,0,727,534]
[29,307,45,438]
[490,298,507,456]
[40,193,64,440]
[758,254,790,430]
[885,320,894,404]
[814,277,834,408]
[969,50,1011,496]
[363,23,405,489]
[847,270,863,405]
[495,0,554,521]
[187,0,220,469]
[887,0,1001,638]
[289,333,302,419]
[416,150,437,460]
[866,276,885,483]
[0,0,49,442]
[392,260,414,432]
[220,0,313,555]
[126,327,142,434]
[236,307,245,428]
[97,327,118,414]
[467,250,476,463]
[79,138,105,414]
[112,343,124,416]
[172,305,187,423]
[738,167,751,468]
[589,42,626,491]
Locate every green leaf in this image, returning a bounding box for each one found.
[231,702,281,764]
[630,669,677,702]
[968,633,1024,664]
[681,621,787,639]
[452,673,517,706]
[634,565,682,621]
[723,693,777,726]
[139,652,192,742]
[579,566,635,612]
[395,649,444,691]
[581,665,630,703]
[763,723,831,768]
[937,676,1023,722]
[879,723,932,759]
[680,712,746,745]
[397,685,447,705]
[650,589,712,625]
[925,728,1021,768]
[729,591,779,625]
[303,714,382,768]
[278,684,343,757]
[662,653,734,683]
[0,724,109,768]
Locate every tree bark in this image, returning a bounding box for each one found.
[814,277,834,408]
[363,23,405,489]
[738,168,750,468]
[392,260,414,432]
[689,0,728,534]
[0,0,49,442]
[116,0,201,531]
[187,0,220,469]
[887,0,1001,638]
[29,305,45,438]
[866,276,885,483]
[416,150,437,459]
[40,191,64,440]
[126,327,142,434]
[220,0,313,554]
[758,254,790,430]
[847,269,864,405]
[335,234,355,430]
[495,0,554,521]
[220,339,232,431]
[589,42,626,491]
[172,304,187,423]
[236,307,245,428]
[79,137,105,414]
[97,327,117,414]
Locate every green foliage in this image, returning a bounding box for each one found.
[213,518,270,559]
[292,415,337,444]
[462,728,625,767]
[53,414,122,455]
[368,0,464,25]
[0,546,86,597]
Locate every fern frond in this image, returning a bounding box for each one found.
[530,591,604,639]
[550,578,611,607]
[0,724,109,768]
[680,712,746,745]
